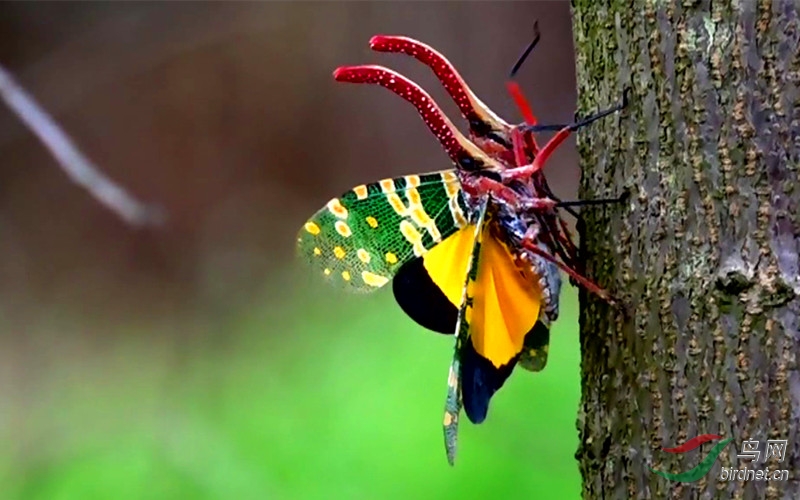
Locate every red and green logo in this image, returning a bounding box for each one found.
[649,434,733,482]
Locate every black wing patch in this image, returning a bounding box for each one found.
[393,255,552,424]
[392,257,458,335]
[460,339,518,424]
[461,320,550,424]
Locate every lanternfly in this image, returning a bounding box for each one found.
[296,26,627,465]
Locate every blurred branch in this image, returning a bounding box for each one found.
[0,63,165,227]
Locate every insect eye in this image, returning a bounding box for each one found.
[480,170,502,182]
[469,119,492,136]
[486,132,512,149]
[457,155,480,171]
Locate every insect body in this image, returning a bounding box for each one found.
[297,31,626,464]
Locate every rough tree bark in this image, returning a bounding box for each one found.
[572,1,799,499]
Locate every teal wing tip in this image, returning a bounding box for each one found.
[445,440,456,467]
[444,419,458,466]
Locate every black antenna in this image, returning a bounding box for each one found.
[525,88,631,134]
[556,198,621,209]
[555,191,629,209]
[510,21,541,78]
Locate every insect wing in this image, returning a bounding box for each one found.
[296,170,468,292]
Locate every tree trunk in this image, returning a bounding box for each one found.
[572,1,799,498]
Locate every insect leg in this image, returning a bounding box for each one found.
[520,227,615,303]
[506,20,541,128]
[469,175,521,205]
[504,89,630,182]
[555,196,626,208]
[510,126,532,166]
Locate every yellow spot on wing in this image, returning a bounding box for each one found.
[379,179,395,193]
[442,171,460,196]
[357,249,371,263]
[366,216,378,228]
[405,174,420,187]
[441,171,467,227]
[304,222,321,235]
[353,184,368,200]
[361,271,389,287]
[387,193,406,215]
[447,364,458,387]
[383,186,442,242]
[385,252,398,264]
[341,270,351,281]
[450,200,467,227]
[333,246,346,259]
[327,199,348,219]
[313,247,322,256]
[411,206,441,241]
[323,268,331,275]
[399,220,426,256]
[335,220,352,237]
[407,188,421,205]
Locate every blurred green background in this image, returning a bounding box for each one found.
[0,2,584,499]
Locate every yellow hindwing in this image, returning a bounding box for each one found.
[423,224,541,367]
